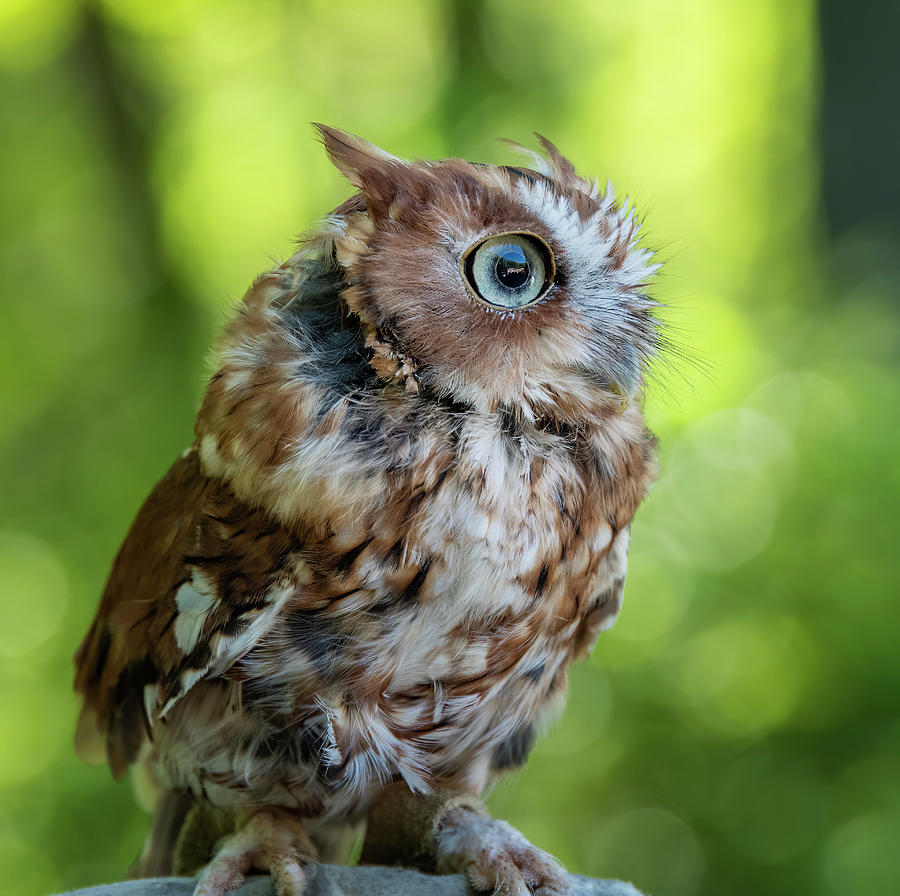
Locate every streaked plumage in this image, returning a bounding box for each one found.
[74,127,660,896]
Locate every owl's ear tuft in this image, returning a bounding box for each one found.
[504,134,598,198]
[315,124,407,214]
[501,134,580,185]
[534,134,578,182]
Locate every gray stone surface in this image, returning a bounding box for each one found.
[57,866,645,896]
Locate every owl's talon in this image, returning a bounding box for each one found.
[193,807,316,896]
[436,807,572,896]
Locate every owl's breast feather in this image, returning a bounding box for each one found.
[201,400,650,797]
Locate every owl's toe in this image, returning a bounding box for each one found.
[192,837,251,896]
[436,807,572,896]
[192,807,316,896]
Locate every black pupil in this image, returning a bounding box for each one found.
[494,245,531,289]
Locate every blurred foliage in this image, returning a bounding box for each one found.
[1,2,898,895]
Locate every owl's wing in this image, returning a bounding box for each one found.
[571,526,630,662]
[74,446,305,778]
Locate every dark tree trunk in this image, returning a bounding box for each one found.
[818,0,900,238]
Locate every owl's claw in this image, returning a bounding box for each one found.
[193,807,316,896]
[435,807,572,896]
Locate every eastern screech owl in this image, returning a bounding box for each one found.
[74,126,659,896]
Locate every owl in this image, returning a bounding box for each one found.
[74,126,660,896]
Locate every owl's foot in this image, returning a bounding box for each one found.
[436,806,571,896]
[193,807,317,896]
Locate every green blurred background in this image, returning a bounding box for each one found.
[2,1,899,894]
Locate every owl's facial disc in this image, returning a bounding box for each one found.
[460,232,555,310]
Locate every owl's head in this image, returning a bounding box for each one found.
[312,127,661,420]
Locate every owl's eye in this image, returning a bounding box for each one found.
[461,232,555,310]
